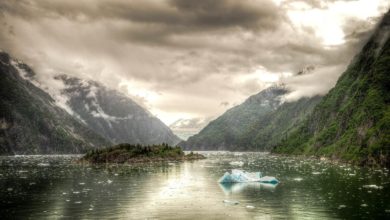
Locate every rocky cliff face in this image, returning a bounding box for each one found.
[0,52,110,154]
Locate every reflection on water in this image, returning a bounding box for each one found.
[0,152,389,219]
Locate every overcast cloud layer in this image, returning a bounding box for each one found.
[0,0,389,129]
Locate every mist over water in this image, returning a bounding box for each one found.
[0,152,389,219]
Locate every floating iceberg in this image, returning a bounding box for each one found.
[218,169,279,184]
[219,169,261,183]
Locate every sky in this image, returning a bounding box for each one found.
[0,0,389,132]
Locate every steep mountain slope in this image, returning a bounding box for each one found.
[273,11,390,167]
[180,85,289,150]
[53,75,181,146]
[238,96,322,151]
[0,52,110,154]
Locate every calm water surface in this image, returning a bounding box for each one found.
[0,152,389,219]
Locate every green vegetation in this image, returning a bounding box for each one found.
[180,85,321,151]
[240,96,322,151]
[180,86,290,151]
[81,143,205,164]
[273,13,390,167]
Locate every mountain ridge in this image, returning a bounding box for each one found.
[0,52,181,154]
[0,52,110,154]
[273,10,390,167]
[179,85,292,150]
[53,74,181,146]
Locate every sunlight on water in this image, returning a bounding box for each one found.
[0,152,389,219]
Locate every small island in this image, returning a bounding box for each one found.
[80,143,205,164]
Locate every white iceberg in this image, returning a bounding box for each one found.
[362,184,383,189]
[218,169,279,184]
[223,200,239,205]
[229,161,244,166]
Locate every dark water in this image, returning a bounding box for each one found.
[0,152,389,219]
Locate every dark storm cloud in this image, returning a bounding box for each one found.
[168,0,283,29]
[0,0,375,70]
[0,0,283,29]
[0,0,388,123]
[0,0,286,52]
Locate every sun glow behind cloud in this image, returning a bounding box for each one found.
[287,0,387,46]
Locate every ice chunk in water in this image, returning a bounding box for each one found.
[363,184,383,189]
[219,169,261,183]
[229,161,244,166]
[293,178,303,182]
[223,200,239,205]
[338,205,347,209]
[37,163,50,167]
[259,176,279,184]
[218,169,278,184]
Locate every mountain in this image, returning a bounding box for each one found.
[273,10,390,167]
[53,75,181,146]
[179,85,290,150]
[169,118,210,140]
[0,52,110,154]
[237,95,322,151]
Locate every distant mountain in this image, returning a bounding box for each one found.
[53,75,181,146]
[169,118,210,140]
[179,85,291,150]
[0,52,110,154]
[273,10,390,167]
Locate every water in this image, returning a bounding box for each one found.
[0,152,389,219]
